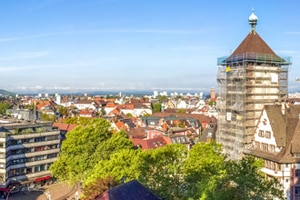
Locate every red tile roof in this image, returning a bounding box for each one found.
[131,137,167,150]
[53,122,77,132]
[115,121,127,130]
[232,32,277,55]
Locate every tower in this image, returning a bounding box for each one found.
[210,87,216,100]
[216,10,291,159]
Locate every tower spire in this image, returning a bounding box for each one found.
[248,8,258,34]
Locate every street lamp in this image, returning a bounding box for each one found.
[6,186,16,200]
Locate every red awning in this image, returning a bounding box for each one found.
[34,175,51,182]
[0,188,10,192]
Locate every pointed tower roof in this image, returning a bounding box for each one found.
[230,32,278,56]
[228,10,282,62]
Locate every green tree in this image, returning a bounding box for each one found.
[183,142,226,199]
[81,176,118,200]
[152,103,161,113]
[100,108,106,116]
[57,106,68,118]
[158,95,168,102]
[176,109,186,114]
[208,100,215,107]
[202,156,284,200]
[0,102,10,115]
[85,148,141,186]
[40,113,56,122]
[63,117,91,125]
[91,130,134,161]
[85,144,188,200]
[24,103,36,110]
[50,119,134,185]
[135,144,188,200]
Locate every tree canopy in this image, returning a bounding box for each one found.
[63,116,91,125]
[80,141,284,200]
[0,102,10,115]
[51,121,284,200]
[152,103,161,113]
[50,118,134,185]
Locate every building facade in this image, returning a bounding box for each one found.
[216,10,291,159]
[244,104,300,200]
[0,119,60,191]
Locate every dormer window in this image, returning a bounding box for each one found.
[265,131,271,138]
[258,130,264,137]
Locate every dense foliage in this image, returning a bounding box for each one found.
[0,102,10,115]
[63,116,91,125]
[51,119,284,200]
[81,176,118,200]
[50,118,134,184]
[152,103,162,113]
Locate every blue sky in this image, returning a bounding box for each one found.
[0,0,300,93]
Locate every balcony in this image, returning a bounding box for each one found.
[6,139,60,151]
[7,148,60,161]
[9,131,60,140]
[6,157,57,171]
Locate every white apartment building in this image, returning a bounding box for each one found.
[0,119,60,193]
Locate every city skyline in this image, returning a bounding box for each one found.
[1,0,300,93]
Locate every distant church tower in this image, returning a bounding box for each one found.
[210,87,216,100]
[216,10,291,159]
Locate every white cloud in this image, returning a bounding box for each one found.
[284,31,300,35]
[0,51,48,60]
[0,29,206,43]
[0,66,35,72]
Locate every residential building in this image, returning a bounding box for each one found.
[73,100,100,111]
[0,118,60,191]
[216,10,291,159]
[244,104,300,200]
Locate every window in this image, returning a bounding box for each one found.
[295,186,300,197]
[270,162,274,170]
[262,143,268,151]
[26,168,32,174]
[271,74,278,83]
[296,170,300,177]
[258,130,264,137]
[265,131,271,138]
[35,137,46,142]
[34,146,45,152]
[255,141,260,149]
[269,145,275,152]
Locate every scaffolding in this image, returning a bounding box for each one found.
[216,52,291,159]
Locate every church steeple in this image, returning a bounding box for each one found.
[248,9,258,33]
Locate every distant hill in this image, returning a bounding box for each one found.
[0,89,15,96]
